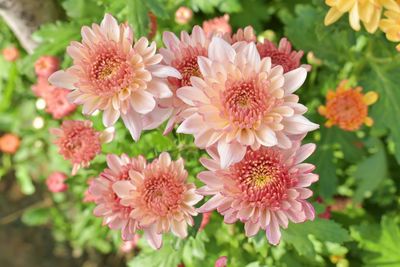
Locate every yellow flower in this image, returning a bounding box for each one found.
[318,80,378,131]
[324,0,400,33]
[380,9,400,50]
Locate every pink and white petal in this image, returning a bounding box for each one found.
[144,225,163,250]
[171,219,188,238]
[217,140,247,169]
[266,214,281,245]
[197,56,213,77]
[100,13,120,42]
[48,70,77,90]
[177,113,204,134]
[143,106,173,130]
[148,65,181,79]
[121,108,143,141]
[177,86,209,106]
[106,154,122,172]
[283,67,307,95]
[255,126,278,147]
[131,90,156,114]
[209,37,236,63]
[198,194,224,213]
[283,115,319,135]
[112,180,135,198]
[294,143,316,164]
[99,127,115,144]
[103,107,120,127]
[147,79,173,98]
[162,31,180,50]
[245,221,261,237]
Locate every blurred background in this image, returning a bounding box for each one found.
[1,0,400,266]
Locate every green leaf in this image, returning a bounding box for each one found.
[22,207,51,226]
[127,0,150,38]
[354,139,387,202]
[144,0,169,19]
[0,63,17,112]
[282,219,351,258]
[62,0,103,19]
[15,165,35,195]
[351,216,400,266]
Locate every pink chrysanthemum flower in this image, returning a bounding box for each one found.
[49,14,180,141]
[35,56,60,79]
[46,172,68,193]
[197,140,318,245]
[159,26,209,133]
[45,88,77,119]
[256,38,309,73]
[113,152,203,249]
[177,37,318,168]
[90,154,146,240]
[51,120,114,175]
[202,14,232,36]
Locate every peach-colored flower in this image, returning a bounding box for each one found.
[2,46,19,62]
[197,140,318,245]
[51,120,114,175]
[257,38,309,73]
[175,7,193,25]
[45,88,77,119]
[49,14,180,141]
[90,154,147,240]
[159,26,209,133]
[177,37,318,168]
[46,172,68,193]
[215,256,228,267]
[32,77,55,98]
[34,56,60,78]
[0,133,20,154]
[203,14,232,36]
[318,80,378,131]
[113,152,203,249]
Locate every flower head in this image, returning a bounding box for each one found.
[46,172,68,193]
[215,256,228,267]
[318,80,378,131]
[202,14,232,36]
[324,0,400,33]
[160,26,209,133]
[177,37,318,168]
[49,14,180,141]
[175,7,193,25]
[0,133,20,154]
[197,141,318,245]
[45,88,77,119]
[35,56,60,78]
[256,38,308,73]
[2,46,19,62]
[90,154,147,240]
[51,120,114,175]
[113,152,203,249]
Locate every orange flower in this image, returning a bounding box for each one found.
[2,46,19,62]
[0,133,20,154]
[318,80,378,131]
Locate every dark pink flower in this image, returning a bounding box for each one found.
[46,172,68,192]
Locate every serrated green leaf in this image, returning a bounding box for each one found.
[282,219,350,257]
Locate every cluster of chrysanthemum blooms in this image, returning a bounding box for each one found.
[48,13,322,249]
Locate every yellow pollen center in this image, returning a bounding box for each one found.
[252,173,273,188]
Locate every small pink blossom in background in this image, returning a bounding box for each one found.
[49,14,180,141]
[90,154,147,240]
[120,234,141,253]
[199,212,212,231]
[214,256,228,267]
[2,46,19,62]
[113,152,203,249]
[51,120,114,175]
[257,38,310,73]
[45,88,77,119]
[177,37,318,168]
[197,139,318,245]
[175,6,193,25]
[31,77,55,98]
[159,26,209,134]
[46,172,68,193]
[202,14,232,36]
[34,56,60,79]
